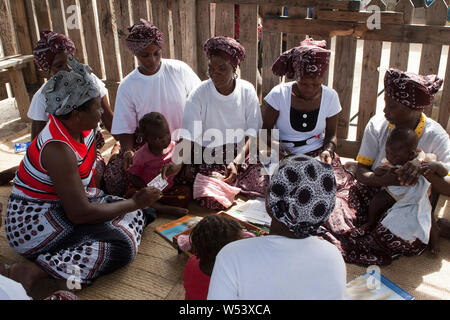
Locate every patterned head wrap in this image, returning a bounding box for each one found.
[384,68,443,112]
[272,38,330,80]
[125,19,164,54]
[204,36,246,70]
[268,154,336,238]
[42,55,100,116]
[33,30,76,73]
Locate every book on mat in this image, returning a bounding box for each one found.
[154,215,203,247]
[228,197,272,227]
[345,269,414,300]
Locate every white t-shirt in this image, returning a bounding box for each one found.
[207,235,347,300]
[181,79,262,147]
[357,113,450,173]
[111,59,201,136]
[0,275,31,300]
[264,82,342,154]
[27,73,108,122]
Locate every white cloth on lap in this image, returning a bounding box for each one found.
[0,275,31,300]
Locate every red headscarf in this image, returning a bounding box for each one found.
[33,31,76,73]
[384,68,443,112]
[204,36,246,70]
[125,19,164,55]
[272,38,330,80]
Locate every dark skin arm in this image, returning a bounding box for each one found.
[355,163,402,187]
[41,142,162,225]
[31,120,47,141]
[118,133,136,170]
[321,114,339,164]
[100,95,114,134]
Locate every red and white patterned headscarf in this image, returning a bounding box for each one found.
[125,19,164,55]
[384,68,443,112]
[33,31,76,73]
[272,38,330,80]
[204,36,246,70]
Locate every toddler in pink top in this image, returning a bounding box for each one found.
[127,112,191,217]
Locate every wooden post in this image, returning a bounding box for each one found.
[180,0,198,72]
[215,2,234,37]
[97,0,121,108]
[132,0,149,22]
[8,68,31,122]
[33,0,52,31]
[152,0,171,59]
[79,0,103,77]
[418,0,447,117]
[286,7,307,51]
[261,6,282,98]
[114,0,135,77]
[48,0,66,35]
[0,0,16,99]
[170,0,182,61]
[333,37,357,140]
[196,0,211,80]
[239,4,258,88]
[62,0,86,63]
[389,0,414,71]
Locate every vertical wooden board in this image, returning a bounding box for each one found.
[357,40,383,141]
[62,0,85,63]
[286,7,307,52]
[79,0,102,77]
[389,0,414,71]
[8,69,31,121]
[239,4,258,88]
[170,0,183,61]
[180,0,197,71]
[12,0,39,85]
[97,0,120,107]
[132,0,148,22]
[151,0,171,59]
[33,0,51,31]
[0,0,18,55]
[419,0,447,117]
[114,0,135,77]
[215,3,234,38]
[333,37,357,140]
[438,53,450,131]
[196,0,210,80]
[48,0,66,34]
[24,0,39,47]
[261,6,282,98]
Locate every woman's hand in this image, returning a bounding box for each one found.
[223,162,238,184]
[161,162,183,180]
[397,160,421,186]
[132,187,162,209]
[320,150,333,165]
[122,150,135,171]
[379,169,402,186]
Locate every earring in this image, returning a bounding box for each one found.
[233,72,238,80]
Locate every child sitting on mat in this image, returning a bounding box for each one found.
[127,112,191,217]
[360,126,448,246]
[183,215,252,300]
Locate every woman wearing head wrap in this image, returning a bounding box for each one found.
[105,19,201,196]
[207,155,346,300]
[162,36,264,209]
[320,68,449,266]
[29,30,114,141]
[3,56,162,293]
[262,39,353,195]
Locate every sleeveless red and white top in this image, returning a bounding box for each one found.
[13,115,96,200]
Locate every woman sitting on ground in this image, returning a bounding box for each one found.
[2,56,161,293]
[262,38,353,191]
[104,19,201,197]
[163,36,265,209]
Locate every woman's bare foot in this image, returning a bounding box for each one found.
[437,218,450,240]
[152,202,189,218]
[429,222,440,255]
[0,262,48,293]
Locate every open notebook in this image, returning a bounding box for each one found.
[345,269,414,300]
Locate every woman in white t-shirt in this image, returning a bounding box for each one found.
[104,19,201,196]
[208,155,346,300]
[163,36,265,209]
[263,39,353,192]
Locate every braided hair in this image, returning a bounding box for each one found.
[190,215,243,276]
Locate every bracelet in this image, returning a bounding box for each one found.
[325,148,335,159]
